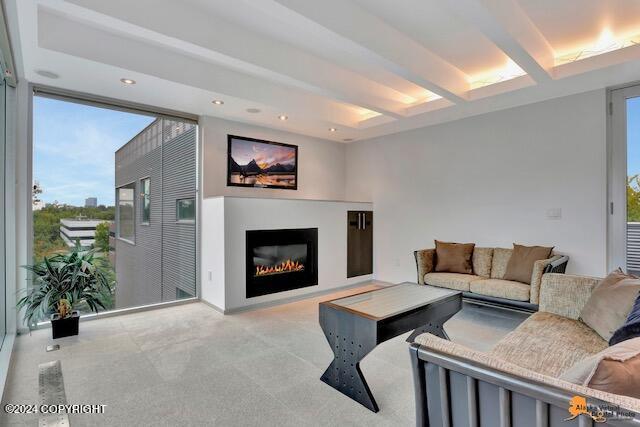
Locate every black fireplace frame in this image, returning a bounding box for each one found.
[246,228,318,298]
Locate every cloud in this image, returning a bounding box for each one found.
[33,97,154,206]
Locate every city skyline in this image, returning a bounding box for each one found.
[33,96,155,206]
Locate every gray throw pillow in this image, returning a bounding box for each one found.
[579,269,640,341]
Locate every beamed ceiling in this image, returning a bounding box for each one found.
[8,0,640,142]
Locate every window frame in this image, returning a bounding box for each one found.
[140,176,150,225]
[116,182,136,244]
[176,197,195,223]
[27,86,201,320]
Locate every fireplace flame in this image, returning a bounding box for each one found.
[255,259,305,276]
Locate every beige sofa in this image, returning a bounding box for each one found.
[414,247,569,310]
[410,273,640,425]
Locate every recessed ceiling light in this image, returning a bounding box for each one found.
[343,138,354,142]
[35,70,59,79]
[212,100,224,105]
[246,108,261,114]
[329,127,337,132]
[278,115,288,121]
[120,78,136,85]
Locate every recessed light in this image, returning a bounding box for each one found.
[212,100,224,105]
[120,78,136,85]
[35,70,59,79]
[278,115,288,121]
[329,128,337,132]
[246,108,261,114]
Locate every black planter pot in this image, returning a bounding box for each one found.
[50,311,80,339]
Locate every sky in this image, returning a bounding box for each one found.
[628,97,640,177]
[33,96,155,206]
[230,137,296,169]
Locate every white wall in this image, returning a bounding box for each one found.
[346,90,608,281]
[200,197,373,312]
[200,197,226,309]
[201,116,350,201]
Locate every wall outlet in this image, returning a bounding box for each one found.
[393,258,400,267]
[546,208,562,220]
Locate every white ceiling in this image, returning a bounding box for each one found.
[7,0,640,142]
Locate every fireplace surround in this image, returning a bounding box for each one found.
[246,228,318,298]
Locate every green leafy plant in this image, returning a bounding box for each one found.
[17,249,115,327]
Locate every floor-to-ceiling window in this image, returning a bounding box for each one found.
[31,93,197,321]
[610,85,640,273]
[0,48,7,347]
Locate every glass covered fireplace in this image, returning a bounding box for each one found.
[246,228,318,298]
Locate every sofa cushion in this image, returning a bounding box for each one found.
[424,272,480,292]
[610,292,640,346]
[561,337,640,399]
[580,269,640,341]
[490,312,608,377]
[472,248,493,278]
[470,279,530,301]
[503,244,553,285]
[490,248,512,279]
[434,240,475,274]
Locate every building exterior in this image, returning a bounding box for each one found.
[59,218,106,248]
[114,118,197,309]
[85,197,97,207]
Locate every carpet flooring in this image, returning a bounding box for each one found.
[1,283,528,426]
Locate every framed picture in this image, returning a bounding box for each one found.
[227,135,298,190]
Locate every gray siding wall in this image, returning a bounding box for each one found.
[114,119,196,309]
[162,120,197,299]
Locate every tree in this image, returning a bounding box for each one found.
[94,222,110,253]
[628,175,640,222]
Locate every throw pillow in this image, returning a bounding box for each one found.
[502,244,553,284]
[434,241,475,274]
[560,337,640,399]
[609,291,640,346]
[579,269,640,341]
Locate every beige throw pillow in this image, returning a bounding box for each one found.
[434,241,475,275]
[502,244,553,284]
[561,337,640,399]
[580,269,640,341]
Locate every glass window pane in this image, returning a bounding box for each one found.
[141,178,150,223]
[118,184,135,242]
[176,198,195,221]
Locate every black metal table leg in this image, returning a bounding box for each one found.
[406,321,450,342]
[405,300,460,343]
[319,305,379,412]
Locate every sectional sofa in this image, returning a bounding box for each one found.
[409,273,640,426]
[415,247,569,311]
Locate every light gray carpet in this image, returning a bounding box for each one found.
[2,283,528,426]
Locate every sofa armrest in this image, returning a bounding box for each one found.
[539,273,600,319]
[414,249,435,285]
[529,255,569,304]
[412,333,640,414]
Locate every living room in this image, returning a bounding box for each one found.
[1,0,640,426]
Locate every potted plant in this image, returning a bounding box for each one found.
[17,249,114,338]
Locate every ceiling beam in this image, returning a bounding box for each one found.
[444,0,555,82]
[60,0,410,119]
[264,0,470,103]
[37,7,369,128]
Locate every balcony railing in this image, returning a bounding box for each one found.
[628,222,640,273]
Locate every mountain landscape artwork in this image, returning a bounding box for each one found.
[227,135,298,189]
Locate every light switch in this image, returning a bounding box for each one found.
[208,271,213,281]
[546,208,562,220]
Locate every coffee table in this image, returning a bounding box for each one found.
[319,283,462,412]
